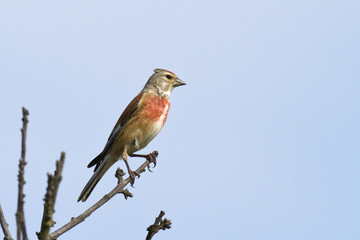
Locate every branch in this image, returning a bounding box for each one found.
[36,152,65,240]
[0,204,14,240]
[146,210,172,240]
[49,151,158,240]
[16,107,29,240]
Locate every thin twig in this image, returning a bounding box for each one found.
[16,107,29,240]
[49,151,158,240]
[0,203,14,240]
[36,152,65,240]
[146,210,172,240]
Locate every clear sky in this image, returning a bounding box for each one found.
[1,0,359,239]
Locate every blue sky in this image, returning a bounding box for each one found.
[1,0,359,239]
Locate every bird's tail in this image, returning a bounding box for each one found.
[77,159,112,202]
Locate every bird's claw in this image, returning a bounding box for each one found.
[128,169,140,186]
[146,151,158,169]
[146,164,153,172]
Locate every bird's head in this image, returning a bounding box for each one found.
[143,68,186,98]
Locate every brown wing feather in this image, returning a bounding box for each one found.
[107,91,145,140]
[87,92,145,170]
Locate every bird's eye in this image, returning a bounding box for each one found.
[166,74,172,79]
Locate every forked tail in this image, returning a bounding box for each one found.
[77,160,112,202]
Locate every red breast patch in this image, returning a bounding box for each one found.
[143,95,170,125]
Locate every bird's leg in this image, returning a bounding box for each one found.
[123,150,140,186]
[130,151,158,171]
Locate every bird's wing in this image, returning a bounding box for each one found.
[87,91,145,169]
[107,91,145,141]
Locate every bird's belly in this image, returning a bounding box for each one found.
[130,118,164,152]
[141,119,163,144]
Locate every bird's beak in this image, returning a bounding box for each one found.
[174,78,186,87]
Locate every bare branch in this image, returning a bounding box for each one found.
[0,203,14,240]
[49,151,158,240]
[146,210,172,240]
[36,152,65,240]
[16,107,29,240]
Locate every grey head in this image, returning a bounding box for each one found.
[143,68,186,98]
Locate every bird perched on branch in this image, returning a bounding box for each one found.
[78,68,186,202]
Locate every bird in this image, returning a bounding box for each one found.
[78,68,186,202]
